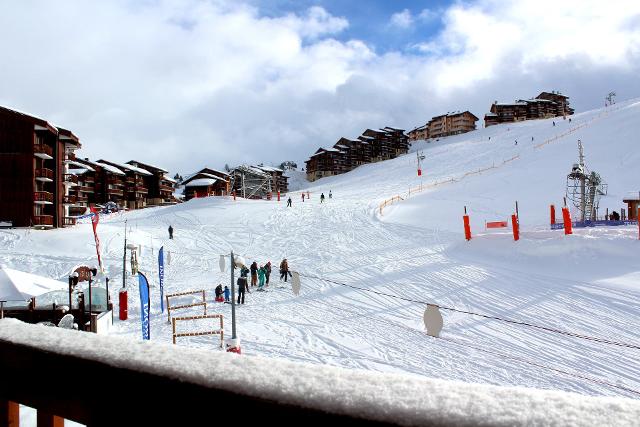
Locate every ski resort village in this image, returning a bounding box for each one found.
[1,1,640,426]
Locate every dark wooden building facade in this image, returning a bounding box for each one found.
[0,106,81,228]
[182,168,231,200]
[126,160,176,206]
[484,91,574,127]
[305,127,409,182]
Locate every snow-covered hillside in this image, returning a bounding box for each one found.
[1,100,639,400]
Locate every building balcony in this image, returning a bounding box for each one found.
[160,184,174,192]
[33,215,54,227]
[34,191,54,204]
[63,217,77,226]
[63,195,77,205]
[33,143,53,159]
[76,185,94,193]
[64,174,78,184]
[107,188,124,196]
[35,168,54,182]
[107,177,123,185]
[64,152,76,162]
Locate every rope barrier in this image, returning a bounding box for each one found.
[296,273,640,351]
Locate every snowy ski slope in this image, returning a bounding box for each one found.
[1,100,639,400]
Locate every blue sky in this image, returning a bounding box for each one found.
[252,0,449,53]
[0,0,639,173]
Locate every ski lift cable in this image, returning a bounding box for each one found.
[290,273,640,397]
[295,273,640,351]
[436,336,640,397]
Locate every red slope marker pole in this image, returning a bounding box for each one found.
[463,206,471,241]
[550,204,556,225]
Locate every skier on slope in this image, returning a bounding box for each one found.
[168,225,174,239]
[257,265,266,290]
[265,261,272,285]
[287,197,292,207]
[215,284,223,302]
[250,261,258,287]
[320,193,325,203]
[224,286,230,303]
[280,258,292,282]
[301,193,305,202]
[237,276,248,304]
[329,190,332,199]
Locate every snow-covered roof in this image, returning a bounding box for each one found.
[185,178,217,187]
[0,267,67,301]
[96,161,125,176]
[255,165,284,173]
[162,175,176,183]
[335,144,349,149]
[68,168,90,176]
[107,161,153,176]
[67,160,95,172]
[127,160,168,174]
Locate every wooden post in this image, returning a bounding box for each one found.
[172,317,176,344]
[0,400,19,427]
[37,410,64,427]
[166,295,171,323]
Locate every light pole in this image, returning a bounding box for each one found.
[230,251,236,339]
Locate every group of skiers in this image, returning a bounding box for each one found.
[215,258,292,304]
[287,190,332,207]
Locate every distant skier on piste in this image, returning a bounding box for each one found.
[250,261,258,287]
[320,193,325,203]
[287,197,292,207]
[168,225,174,239]
[329,190,332,199]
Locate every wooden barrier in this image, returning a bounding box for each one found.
[172,314,224,347]
[166,290,207,323]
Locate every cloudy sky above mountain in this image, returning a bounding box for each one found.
[1,0,639,175]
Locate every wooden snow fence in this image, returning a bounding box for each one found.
[166,289,207,323]
[172,314,224,347]
[378,155,520,216]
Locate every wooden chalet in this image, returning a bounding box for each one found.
[254,165,289,194]
[305,127,408,182]
[408,124,428,142]
[126,160,176,206]
[0,106,81,228]
[485,91,574,127]
[97,160,150,210]
[536,91,574,116]
[182,168,231,200]
[66,160,97,217]
[75,158,126,209]
[425,111,478,139]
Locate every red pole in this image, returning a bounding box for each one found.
[550,204,556,225]
[463,207,471,241]
[119,289,128,320]
[417,168,422,176]
[511,214,519,241]
[637,207,639,240]
[277,191,280,202]
[562,207,572,235]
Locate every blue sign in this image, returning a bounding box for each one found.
[551,220,637,230]
[138,272,151,340]
[158,246,165,313]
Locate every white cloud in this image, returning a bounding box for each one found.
[0,0,639,174]
[390,9,413,29]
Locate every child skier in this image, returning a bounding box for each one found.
[257,265,266,290]
[224,286,230,303]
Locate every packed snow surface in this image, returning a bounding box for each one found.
[1,101,639,403]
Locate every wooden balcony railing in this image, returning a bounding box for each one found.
[35,168,54,180]
[76,185,94,193]
[65,152,76,161]
[0,320,613,427]
[32,215,53,226]
[33,143,53,157]
[107,188,123,196]
[63,195,77,204]
[34,191,53,203]
[107,176,123,185]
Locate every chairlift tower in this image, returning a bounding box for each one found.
[566,140,608,221]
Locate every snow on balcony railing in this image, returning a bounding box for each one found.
[1,319,638,426]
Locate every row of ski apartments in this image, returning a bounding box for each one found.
[305,91,573,182]
[0,106,292,229]
[0,106,178,229]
